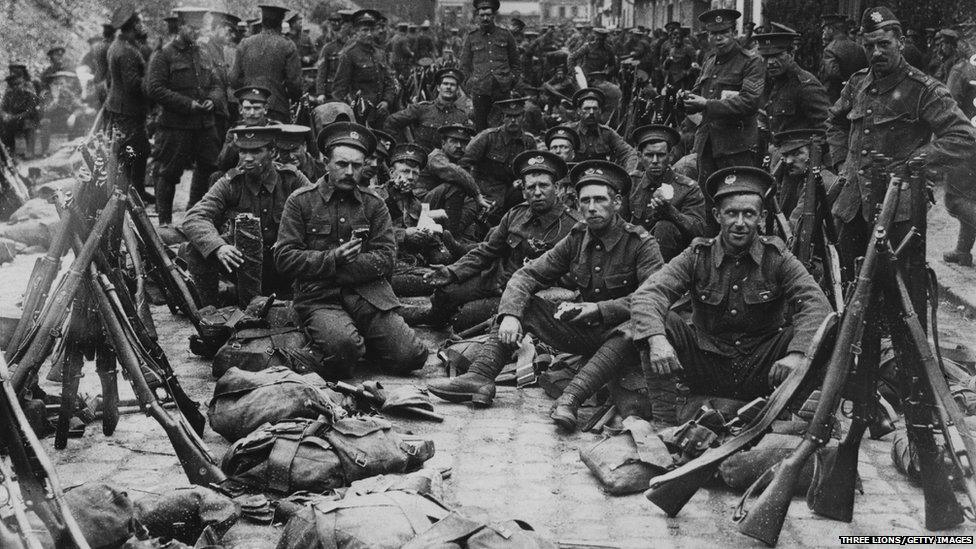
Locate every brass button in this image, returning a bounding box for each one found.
[735,340,741,345]
[595,266,601,272]
[594,289,601,294]
[595,245,602,250]
[339,217,346,223]
[730,309,738,316]
[866,109,872,114]
[861,150,868,156]
[700,294,707,300]
[863,129,870,135]
[732,284,739,291]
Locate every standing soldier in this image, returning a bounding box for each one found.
[660,26,697,90]
[274,122,429,379]
[459,97,537,219]
[943,31,976,267]
[755,32,830,135]
[145,7,223,225]
[819,13,868,103]
[105,5,152,203]
[315,23,348,100]
[444,28,463,57]
[416,21,438,61]
[215,86,275,177]
[331,9,397,128]
[624,125,706,261]
[390,23,414,81]
[231,2,302,123]
[569,28,617,78]
[567,88,638,172]
[682,8,764,234]
[826,6,976,318]
[287,13,317,67]
[461,0,522,131]
[384,68,470,152]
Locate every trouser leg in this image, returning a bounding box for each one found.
[153,128,191,225]
[836,212,870,287]
[945,191,976,256]
[429,275,500,326]
[343,292,428,373]
[472,94,494,132]
[561,334,639,404]
[188,126,220,208]
[651,219,688,262]
[297,301,365,379]
[110,113,150,197]
[181,242,221,308]
[520,295,605,356]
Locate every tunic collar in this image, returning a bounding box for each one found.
[866,58,910,95]
[243,166,279,195]
[316,176,363,204]
[637,168,676,194]
[712,233,765,266]
[581,214,626,251]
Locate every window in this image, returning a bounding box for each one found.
[572,6,579,17]
[559,6,566,19]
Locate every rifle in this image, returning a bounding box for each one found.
[644,313,836,517]
[789,136,824,268]
[0,358,91,548]
[734,175,904,546]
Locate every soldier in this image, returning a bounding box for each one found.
[819,13,868,103]
[770,129,841,221]
[444,28,463,58]
[459,96,537,220]
[416,21,438,61]
[363,129,395,189]
[287,13,317,68]
[384,68,471,152]
[943,32,976,267]
[105,5,151,203]
[275,123,323,181]
[460,0,522,131]
[39,46,70,93]
[545,125,579,208]
[0,68,40,157]
[418,124,488,244]
[383,143,453,266]
[624,124,706,261]
[426,159,664,424]
[932,29,964,84]
[182,126,310,306]
[826,7,976,318]
[424,150,583,329]
[390,23,414,80]
[756,32,830,139]
[567,88,638,172]
[230,2,302,123]
[627,167,832,423]
[215,86,275,178]
[315,22,348,100]
[274,122,429,378]
[586,71,622,126]
[683,8,765,234]
[660,26,697,90]
[568,28,617,78]
[331,9,397,128]
[145,7,223,224]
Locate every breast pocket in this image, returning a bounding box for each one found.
[170,61,195,90]
[604,272,636,297]
[306,220,333,250]
[743,284,783,322]
[569,263,591,289]
[693,284,725,307]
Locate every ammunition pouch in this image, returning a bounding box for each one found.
[188,305,245,358]
[212,327,323,379]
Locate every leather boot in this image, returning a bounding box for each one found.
[550,337,629,431]
[550,393,580,431]
[427,335,507,406]
[944,250,974,267]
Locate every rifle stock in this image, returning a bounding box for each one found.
[791,137,823,266]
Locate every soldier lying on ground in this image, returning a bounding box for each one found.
[427,159,664,433]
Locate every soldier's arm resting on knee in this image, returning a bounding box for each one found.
[334,199,397,285]
[496,232,575,321]
[426,149,481,198]
[181,177,233,259]
[597,234,665,326]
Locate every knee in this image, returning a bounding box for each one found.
[652,221,685,259]
[328,332,366,363]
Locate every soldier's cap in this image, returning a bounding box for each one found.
[328,13,343,22]
[513,150,567,180]
[275,124,311,151]
[236,21,249,30]
[434,67,465,85]
[681,26,692,36]
[770,21,797,33]
[409,25,418,31]
[937,29,960,43]
[257,2,289,18]
[173,7,211,26]
[233,85,272,103]
[772,128,826,154]
[573,87,606,108]
[496,96,527,114]
[586,70,608,80]
[755,32,799,56]
[372,130,396,159]
[593,28,610,35]
[352,9,382,27]
[664,21,681,31]
[231,126,279,149]
[163,14,178,23]
[579,23,593,30]
[450,28,459,33]
[510,18,525,29]
[317,122,376,156]
[570,160,628,193]
[7,63,27,73]
[390,143,429,169]
[212,11,242,28]
[705,166,773,202]
[109,3,138,29]
[627,27,642,34]
[473,0,501,12]
[47,46,65,57]
[287,12,302,24]
[860,6,900,34]
[545,125,580,150]
[632,124,680,150]
[247,18,262,29]
[438,124,476,142]
[698,8,741,32]
[337,9,356,22]
[396,22,408,30]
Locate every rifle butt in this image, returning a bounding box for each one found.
[736,455,808,547]
[807,421,865,522]
[644,466,713,517]
[54,343,84,450]
[96,345,119,436]
[908,416,965,530]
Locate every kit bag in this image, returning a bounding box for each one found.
[579,416,673,495]
[208,367,346,442]
[221,416,435,494]
[403,512,557,549]
[211,326,322,378]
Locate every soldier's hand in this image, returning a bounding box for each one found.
[642,334,682,375]
[498,315,523,346]
[376,101,389,113]
[476,194,493,210]
[424,266,454,287]
[201,99,214,112]
[334,239,363,265]
[215,245,245,272]
[768,351,804,387]
[554,302,601,325]
[682,93,707,112]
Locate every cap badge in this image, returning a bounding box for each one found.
[715,15,723,23]
[245,133,255,139]
[350,131,360,139]
[870,11,883,23]
[724,174,737,185]
[251,88,259,94]
[528,156,544,165]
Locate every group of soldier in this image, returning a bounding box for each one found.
[6,0,976,432]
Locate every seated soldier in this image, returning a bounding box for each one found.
[545,125,580,209]
[427,160,664,420]
[424,150,583,331]
[383,68,470,152]
[770,128,841,222]
[384,142,453,267]
[212,86,275,182]
[624,124,706,261]
[181,126,311,306]
[567,87,637,173]
[275,123,324,181]
[274,122,428,378]
[362,129,395,188]
[37,71,93,154]
[628,167,832,423]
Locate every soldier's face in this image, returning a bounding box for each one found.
[578,184,619,231]
[442,136,467,159]
[437,77,459,101]
[762,52,791,77]
[783,146,810,176]
[522,172,558,213]
[503,112,523,133]
[390,160,421,190]
[358,25,375,41]
[362,154,380,183]
[478,8,495,29]
[239,100,267,125]
[863,28,904,75]
[709,28,735,54]
[579,99,601,126]
[326,145,366,190]
[238,145,273,174]
[548,139,575,162]
[179,23,201,43]
[714,193,765,253]
[640,141,670,177]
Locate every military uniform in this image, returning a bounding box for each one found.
[181,161,310,306]
[315,38,346,97]
[384,97,470,152]
[623,168,706,261]
[568,120,638,172]
[145,35,222,223]
[105,34,150,196]
[460,20,522,130]
[755,33,830,135]
[459,123,537,215]
[660,39,697,88]
[231,28,303,122]
[418,146,481,241]
[944,51,976,265]
[818,35,867,102]
[331,40,397,126]
[390,31,414,79]
[274,123,427,376]
[568,36,617,76]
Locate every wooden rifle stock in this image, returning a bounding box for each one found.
[790,137,823,267]
[736,176,903,546]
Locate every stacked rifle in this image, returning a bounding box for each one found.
[644,156,976,545]
[2,134,225,513]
